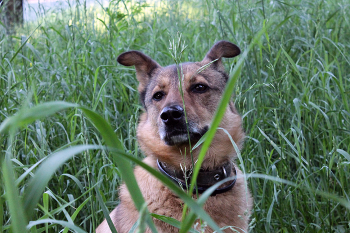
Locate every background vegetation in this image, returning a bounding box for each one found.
[1,0,349,232]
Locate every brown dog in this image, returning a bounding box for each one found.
[96,41,252,233]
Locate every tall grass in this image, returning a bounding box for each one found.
[1,0,349,232]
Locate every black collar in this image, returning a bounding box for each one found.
[157,159,236,196]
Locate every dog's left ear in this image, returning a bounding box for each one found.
[117,51,161,92]
[201,41,240,67]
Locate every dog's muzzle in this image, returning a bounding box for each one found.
[159,105,208,146]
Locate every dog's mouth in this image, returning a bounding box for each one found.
[160,126,209,146]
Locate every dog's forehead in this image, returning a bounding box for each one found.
[149,63,198,87]
[158,64,179,80]
[156,62,213,82]
[160,63,200,77]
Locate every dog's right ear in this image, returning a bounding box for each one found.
[202,41,241,62]
[201,41,240,72]
[117,51,161,91]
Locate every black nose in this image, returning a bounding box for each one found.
[160,105,184,125]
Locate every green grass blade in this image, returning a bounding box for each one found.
[93,177,118,233]
[62,197,91,233]
[7,23,42,65]
[15,157,46,186]
[280,46,303,80]
[2,154,28,233]
[60,174,85,193]
[258,127,282,156]
[27,219,86,233]
[135,202,148,233]
[151,214,198,233]
[0,195,3,232]
[0,101,78,134]
[337,149,350,162]
[93,77,113,111]
[79,107,124,151]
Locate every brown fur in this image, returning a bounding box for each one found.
[96,41,252,233]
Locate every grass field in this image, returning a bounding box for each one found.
[1,0,350,232]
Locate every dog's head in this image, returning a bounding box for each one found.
[117,41,244,168]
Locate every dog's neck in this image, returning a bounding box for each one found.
[151,142,236,171]
[157,159,237,195]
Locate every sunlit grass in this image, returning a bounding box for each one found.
[1,0,350,232]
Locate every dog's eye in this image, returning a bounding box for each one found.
[152,91,164,101]
[192,84,208,93]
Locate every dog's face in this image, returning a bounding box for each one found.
[117,41,244,168]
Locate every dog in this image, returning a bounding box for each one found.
[96,41,252,233]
